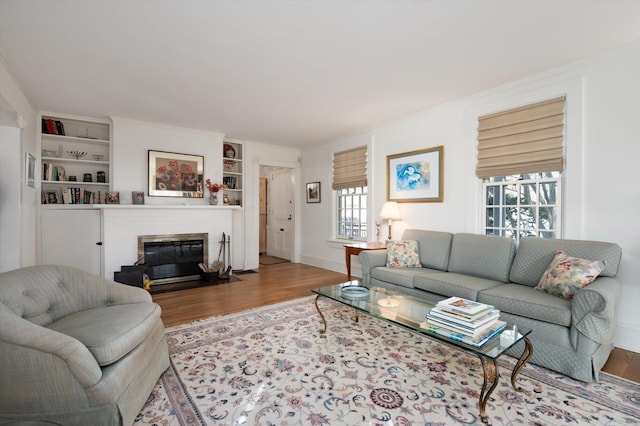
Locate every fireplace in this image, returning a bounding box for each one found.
[137,233,208,284]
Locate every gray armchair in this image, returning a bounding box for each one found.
[0,265,169,425]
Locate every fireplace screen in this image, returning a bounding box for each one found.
[138,233,208,284]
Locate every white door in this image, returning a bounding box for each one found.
[41,209,102,275]
[266,168,293,260]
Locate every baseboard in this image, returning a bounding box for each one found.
[615,321,640,353]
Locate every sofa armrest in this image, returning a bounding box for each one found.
[359,250,387,285]
[571,277,620,345]
[0,310,102,388]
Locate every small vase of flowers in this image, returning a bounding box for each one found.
[205,179,227,205]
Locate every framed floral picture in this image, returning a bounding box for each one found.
[387,145,444,203]
[148,150,204,198]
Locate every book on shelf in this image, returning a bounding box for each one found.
[42,118,66,136]
[436,296,494,318]
[420,320,507,347]
[428,307,500,329]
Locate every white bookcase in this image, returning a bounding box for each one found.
[222,140,243,207]
[40,113,112,205]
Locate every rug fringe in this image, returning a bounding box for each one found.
[165,295,317,331]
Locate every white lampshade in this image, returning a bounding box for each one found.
[379,201,401,220]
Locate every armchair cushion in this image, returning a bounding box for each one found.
[48,302,161,366]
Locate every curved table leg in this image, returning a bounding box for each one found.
[511,336,533,391]
[314,295,327,334]
[478,357,499,424]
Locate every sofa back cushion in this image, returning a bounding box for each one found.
[510,237,622,287]
[447,233,516,282]
[402,229,453,271]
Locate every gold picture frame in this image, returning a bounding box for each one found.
[387,145,444,203]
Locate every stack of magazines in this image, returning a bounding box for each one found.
[420,296,506,347]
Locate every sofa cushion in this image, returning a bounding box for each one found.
[371,266,440,289]
[401,229,453,270]
[447,233,516,282]
[510,237,622,287]
[386,240,421,268]
[478,284,572,327]
[414,272,504,301]
[48,302,161,366]
[536,250,607,300]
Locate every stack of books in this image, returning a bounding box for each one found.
[420,296,506,347]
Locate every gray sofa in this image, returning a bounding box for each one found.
[0,265,170,425]
[359,230,622,383]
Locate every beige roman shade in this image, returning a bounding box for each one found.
[332,146,367,190]
[476,96,566,178]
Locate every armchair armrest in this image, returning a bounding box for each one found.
[0,309,102,388]
[571,277,620,345]
[359,250,387,285]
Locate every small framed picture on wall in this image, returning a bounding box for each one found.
[306,182,320,203]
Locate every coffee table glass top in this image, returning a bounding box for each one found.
[313,281,530,360]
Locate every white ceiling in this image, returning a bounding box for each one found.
[2,1,640,147]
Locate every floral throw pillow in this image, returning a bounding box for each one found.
[386,240,421,268]
[536,250,607,300]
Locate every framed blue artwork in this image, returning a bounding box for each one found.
[387,146,444,203]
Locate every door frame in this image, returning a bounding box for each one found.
[250,158,301,267]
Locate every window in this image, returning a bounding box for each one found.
[337,186,368,240]
[483,172,561,242]
[477,97,565,242]
[333,146,368,241]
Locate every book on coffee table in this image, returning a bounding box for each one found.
[420,319,507,347]
[436,296,494,318]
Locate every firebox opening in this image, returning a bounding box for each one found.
[138,233,208,284]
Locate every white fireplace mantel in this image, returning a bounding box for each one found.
[101,205,237,280]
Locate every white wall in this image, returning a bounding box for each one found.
[0,126,21,271]
[110,117,301,271]
[301,44,640,352]
[0,59,38,269]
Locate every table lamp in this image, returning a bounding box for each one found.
[379,201,401,240]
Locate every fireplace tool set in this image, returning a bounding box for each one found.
[198,232,232,279]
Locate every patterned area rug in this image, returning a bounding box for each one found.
[136,297,640,425]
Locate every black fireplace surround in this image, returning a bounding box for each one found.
[137,233,208,285]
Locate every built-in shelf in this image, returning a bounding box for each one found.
[40,113,112,206]
[222,140,243,206]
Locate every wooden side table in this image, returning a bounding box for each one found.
[344,241,386,280]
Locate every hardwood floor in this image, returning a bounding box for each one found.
[152,262,640,383]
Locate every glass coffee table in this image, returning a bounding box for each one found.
[312,281,533,424]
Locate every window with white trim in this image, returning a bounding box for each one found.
[477,97,565,242]
[483,172,561,242]
[333,146,368,241]
[337,186,368,240]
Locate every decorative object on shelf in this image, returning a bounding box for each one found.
[45,190,58,204]
[83,173,92,182]
[223,194,230,205]
[387,145,444,203]
[93,154,104,161]
[68,175,77,182]
[66,150,87,160]
[132,191,145,205]
[148,150,204,198]
[223,143,236,159]
[25,152,35,188]
[106,191,120,204]
[42,149,57,157]
[224,160,235,172]
[205,179,227,205]
[379,201,401,240]
[306,181,321,203]
[97,171,106,183]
